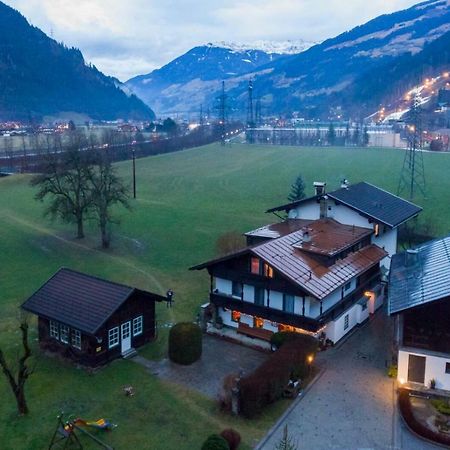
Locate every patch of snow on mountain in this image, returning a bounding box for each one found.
[208,40,317,55]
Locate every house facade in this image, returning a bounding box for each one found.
[22,268,167,367]
[390,236,450,390]
[192,181,421,344]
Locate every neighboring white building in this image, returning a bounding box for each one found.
[390,236,450,390]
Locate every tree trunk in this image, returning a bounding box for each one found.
[16,387,29,415]
[76,216,84,239]
[100,221,110,249]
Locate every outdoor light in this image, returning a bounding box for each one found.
[399,378,405,385]
[307,355,314,364]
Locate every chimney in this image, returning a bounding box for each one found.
[406,249,419,268]
[341,179,350,189]
[313,181,326,196]
[301,228,311,243]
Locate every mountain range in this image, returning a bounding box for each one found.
[127,0,450,119]
[0,1,154,122]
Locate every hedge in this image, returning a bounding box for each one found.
[239,333,318,417]
[168,322,202,365]
[398,389,450,446]
[201,434,230,450]
[220,429,241,450]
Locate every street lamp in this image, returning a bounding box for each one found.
[132,146,136,199]
[307,354,314,378]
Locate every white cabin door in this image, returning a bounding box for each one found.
[121,321,131,353]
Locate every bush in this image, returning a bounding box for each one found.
[398,389,450,446]
[201,434,230,450]
[220,429,241,450]
[168,322,202,365]
[270,331,302,350]
[431,398,450,415]
[240,334,318,417]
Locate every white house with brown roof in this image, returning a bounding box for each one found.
[192,181,422,345]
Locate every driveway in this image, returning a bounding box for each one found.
[259,311,440,450]
[133,334,268,399]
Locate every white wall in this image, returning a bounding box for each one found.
[331,203,372,228]
[398,349,450,390]
[292,200,320,220]
[372,228,397,269]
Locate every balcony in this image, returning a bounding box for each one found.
[210,292,321,333]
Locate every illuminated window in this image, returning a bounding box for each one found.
[231,311,241,322]
[60,325,69,344]
[253,317,264,328]
[251,257,260,274]
[49,321,59,339]
[264,263,274,278]
[374,223,380,237]
[133,316,143,336]
[108,327,119,348]
[71,329,81,350]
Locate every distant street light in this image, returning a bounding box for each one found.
[132,146,136,199]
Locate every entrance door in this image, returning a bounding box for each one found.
[408,354,426,384]
[121,321,131,353]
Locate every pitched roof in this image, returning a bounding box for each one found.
[245,219,313,239]
[21,268,166,335]
[267,182,422,228]
[192,219,387,300]
[389,235,450,315]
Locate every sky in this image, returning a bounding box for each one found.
[5,0,420,81]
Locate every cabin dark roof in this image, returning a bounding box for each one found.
[267,182,422,228]
[389,235,450,315]
[192,219,387,300]
[21,268,166,335]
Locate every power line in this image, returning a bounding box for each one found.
[217,81,228,145]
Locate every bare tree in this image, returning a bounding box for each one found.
[0,322,33,415]
[31,148,93,239]
[275,425,298,450]
[89,151,130,249]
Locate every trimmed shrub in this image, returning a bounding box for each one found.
[270,331,300,350]
[220,429,241,450]
[398,389,450,446]
[431,398,450,415]
[201,434,230,450]
[168,322,202,365]
[240,333,318,417]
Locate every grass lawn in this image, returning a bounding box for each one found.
[0,143,449,449]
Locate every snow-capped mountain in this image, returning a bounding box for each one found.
[126,42,312,115]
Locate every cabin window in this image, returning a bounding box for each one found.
[344,314,349,330]
[49,321,59,339]
[108,327,120,348]
[232,281,243,298]
[446,363,450,374]
[283,294,295,314]
[71,329,81,350]
[133,316,143,336]
[251,257,260,275]
[344,282,352,292]
[231,311,241,322]
[254,287,265,306]
[264,263,274,278]
[60,325,69,344]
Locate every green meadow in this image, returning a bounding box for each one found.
[0,143,449,449]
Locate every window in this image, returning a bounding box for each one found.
[264,263,274,278]
[253,317,264,328]
[283,294,295,314]
[232,281,243,298]
[133,316,143,336]
[71,329,81,350]
[108,327,119,348]
[49,321,59,339]
[60,325,69,344]
[361,301,368,311]
[344,282,352,292]
[344,314,349,330]
[446,363,450,374]
[374,223,380,237]
[254,287,265,306]
[231,311,241,322]
[251,257,261,274]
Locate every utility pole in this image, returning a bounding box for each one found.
[397,94,426,199]
[132,146,136,199]
[217,81,227,145]
[246,80,255,144]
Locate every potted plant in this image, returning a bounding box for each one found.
[215,315,224,330]
[430,378,437,389]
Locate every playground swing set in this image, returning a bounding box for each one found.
[48,413,116,450]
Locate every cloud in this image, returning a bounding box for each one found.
[4,0,419,81]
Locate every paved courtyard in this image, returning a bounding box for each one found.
[259,311,441,450]
[133,334,268,398]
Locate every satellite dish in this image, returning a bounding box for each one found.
[288,209,298,219]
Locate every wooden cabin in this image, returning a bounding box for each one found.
[21,268,167,367]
